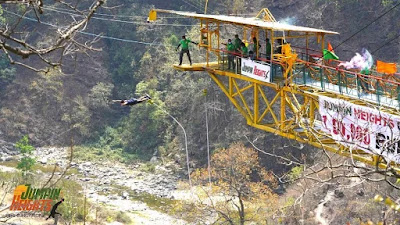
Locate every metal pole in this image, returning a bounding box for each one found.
[162,108,192,187]
[83,189,86,225]
[205,93,212,190]
[205,0,209,14]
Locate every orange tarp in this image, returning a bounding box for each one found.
[376,60,397,74]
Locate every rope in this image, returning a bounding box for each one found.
[372,31,400,54]
[333,1,400,51]
[43,5,191,19]
[41,7,199,26]
[3,10,175,47]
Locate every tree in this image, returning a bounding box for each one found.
[192,142,278,225]
[15,135,35,177]
[0,53,15,85]
[0,0,104,72]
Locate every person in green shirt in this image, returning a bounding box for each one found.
[250,37,261,60]
[226,39,236,70]
[176,35,198,66]
[359,67,370,94]
[233,34,242,52]
[240,42,249,58]
[265,38,271,60]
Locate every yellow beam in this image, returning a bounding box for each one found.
[232,78,254,121]
[232,84,253,97]
[206,70,400,173]
[209,73,250,122]
[280,89,286,130]
[258,86,279,125]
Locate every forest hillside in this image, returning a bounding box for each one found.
[0,0,399,224]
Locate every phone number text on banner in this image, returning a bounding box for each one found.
[319,96,400,163]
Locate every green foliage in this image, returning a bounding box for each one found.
[17,157,36,172]
[15,135,34,154]
[381,0,395,7]
[287,165,303,182]
[74,146,127,163]
[167,34,179,46]
[57,179,88,223]
[88,82,114,109]
[15,135,35,174]
[94,79,167,159]
[283,197,295,208]
[62,96,91,136]
[0,6,6,26]
[0,54,15,85]
[116,211,132,224]
[140,162,156,173]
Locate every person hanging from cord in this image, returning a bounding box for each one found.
[119,94,151,106]
[176,35,198,66]
[110,94,151,106]
[46,198,64,221]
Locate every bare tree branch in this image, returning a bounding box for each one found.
[0,0,104,71]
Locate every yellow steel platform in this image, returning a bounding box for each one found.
[173,62,219,71]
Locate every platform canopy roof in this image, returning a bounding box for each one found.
[151,9,339,35]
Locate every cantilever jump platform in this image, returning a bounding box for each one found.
[150,8,400,172]
[173,62,219,71]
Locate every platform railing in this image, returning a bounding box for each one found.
[293,52,400,108]
[218,49,284,81]
[213,48,400,108]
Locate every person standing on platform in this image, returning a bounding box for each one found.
[250,37,261,60]
[265,38,272,60]
[240,42,249,58]
[176,35,198,66]
[226,39,236,70]
[233,34,242,52]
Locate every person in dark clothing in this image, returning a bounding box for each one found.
[176,35,198,66]
[251,37,261,60]
[46,198,64,220]
[233,34,242,52]
[275,39,283,54]
[358,68,371,94]
[120,94,151,106]
[240,42,249,58]
[265,38,271,60]
[226,39,236,70]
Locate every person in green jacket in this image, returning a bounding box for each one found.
[250,37,261,60]
[265,38,272,60]
[359,67,370,94]
[233,34,242,52]
[240,42,249,58]
[226,39,236,70]
[176,35,198,66]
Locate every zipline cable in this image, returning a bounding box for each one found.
[3,10,176,47]
[333,1,400,50]
[40,7,199,27]
[43,5,191,19]
[180,0,203,12]
[372,31,400,54]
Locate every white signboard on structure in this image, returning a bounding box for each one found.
[319,95,400,163]
[241,58,271,82]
